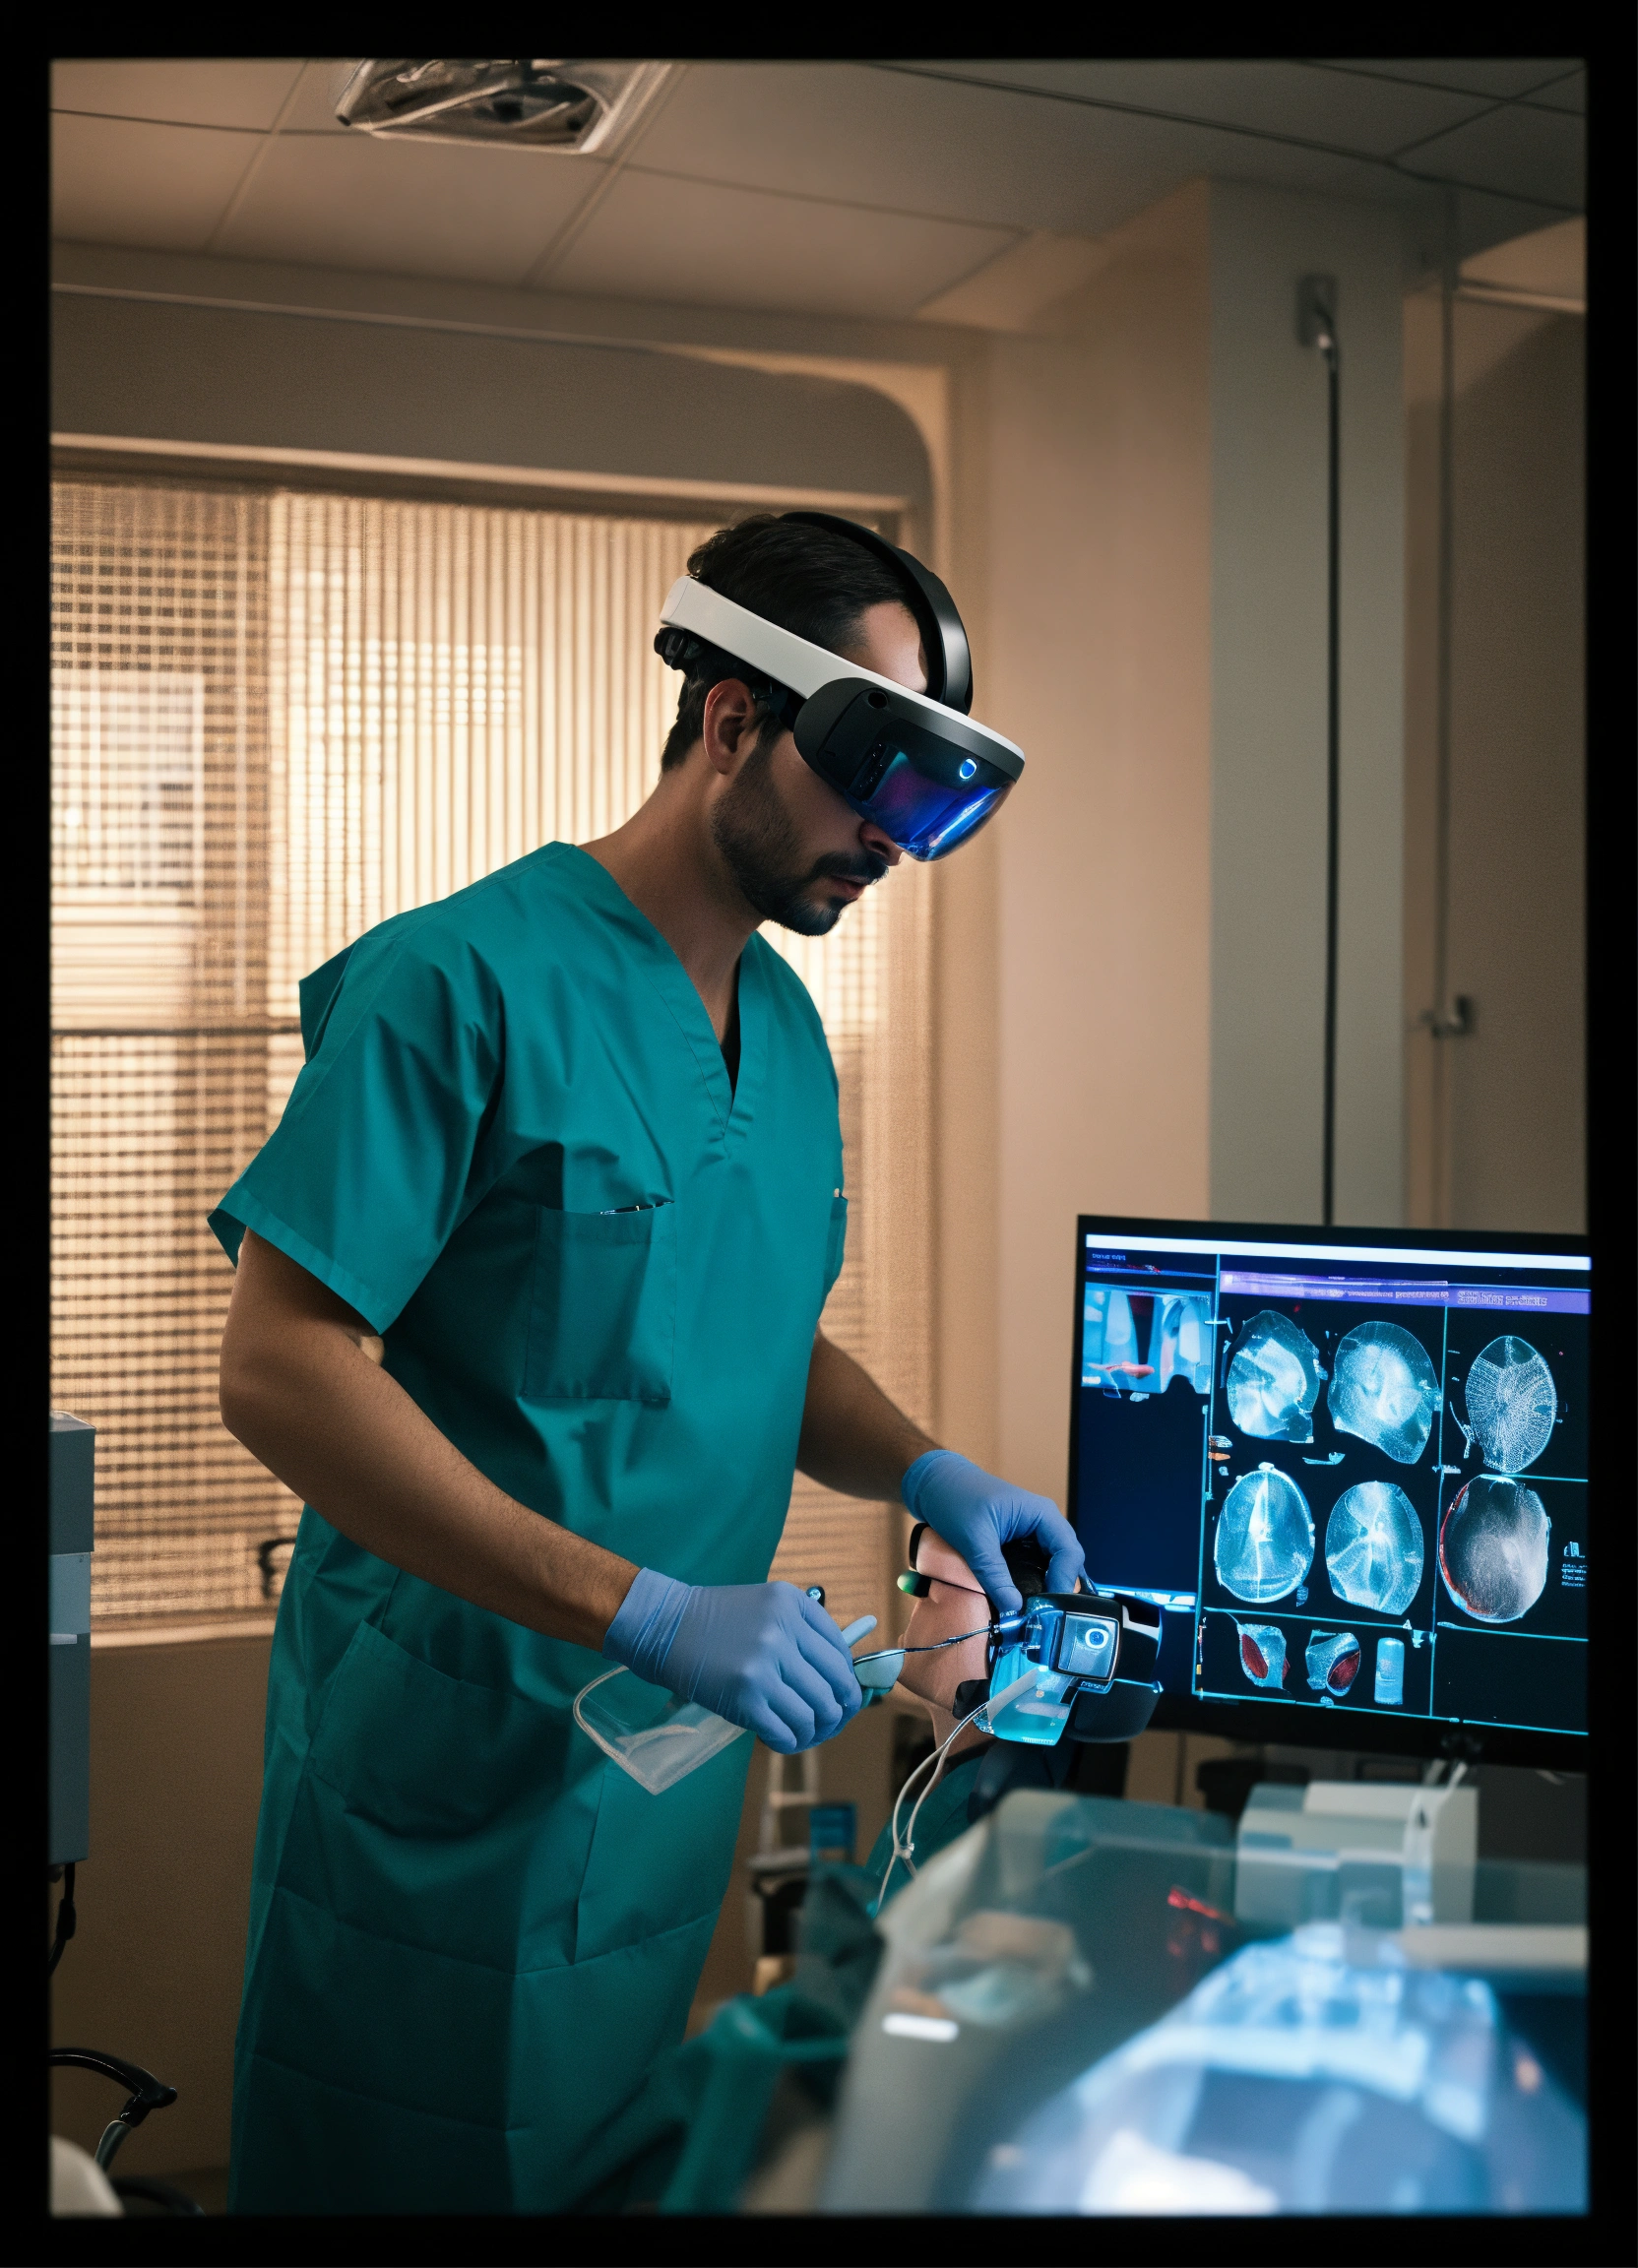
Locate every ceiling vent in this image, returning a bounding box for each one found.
[335,60,670,154]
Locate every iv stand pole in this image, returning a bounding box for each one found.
[1300,276,1341,1228]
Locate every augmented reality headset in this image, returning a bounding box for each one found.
[654,513,1023,861]
[901,1526,1164,1745]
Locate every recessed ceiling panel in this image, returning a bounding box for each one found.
[1400,101,1584,208]
[549,167,1016,320]
[632,62,1403,238]
[895,60,1495,158]
[1524,68,1586,114]
[1324,59,1583,100]
[52,114,259,252]
[214,131,604,284]
[52,58,305,132]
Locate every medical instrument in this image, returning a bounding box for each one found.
[655,536,1024,861]
[602,1571,865,1753]
[578,1610,878,1793]
[850,1623,994,1693]
[939,1584,1164,1748]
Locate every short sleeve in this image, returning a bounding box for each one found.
[209,926,503,1333]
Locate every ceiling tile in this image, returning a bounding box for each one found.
[52,59,305,132]
[52,113,259,252]
[1323,59,1583,100]
[1524,68,1586,114]
[276,59,363,134]
[213,131,604,285]
[626,61,1405,238]
[903,60,1494,157]
[1397,102,1584,209]
[547,168,1017,321]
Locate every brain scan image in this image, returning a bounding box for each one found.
[1214,1464,1314,1603]
[1465,1337,1557,1474]
[1226,1311,1324,1443]
[1304,1629,1361,1696]
[1234,1622,1289,1690]
[1438,1476,1550,1623]
[1327,1321,1440,1464]
[1323,1480,1424,1616]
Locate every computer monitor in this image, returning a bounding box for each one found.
[1068,1215,1589,1768]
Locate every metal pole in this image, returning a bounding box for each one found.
[1431,192,1458,1228]
[1298,275,1341,1228]
[1322,330,1341,1228]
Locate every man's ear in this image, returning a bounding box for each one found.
[701,677,766,778]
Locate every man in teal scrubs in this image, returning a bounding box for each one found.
[214,512,1082,2213]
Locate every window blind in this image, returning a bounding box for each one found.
[51,476,930,1638]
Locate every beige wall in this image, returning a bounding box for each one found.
[1402,291,1585,1234]
[985,185,1215,1502]
[1208,182,1408,1229]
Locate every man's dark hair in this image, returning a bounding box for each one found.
[659,513,910,771]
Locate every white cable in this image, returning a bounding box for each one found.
[877,1671,1038,1908]
[878,1727,958,1907]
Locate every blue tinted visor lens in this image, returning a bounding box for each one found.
[847,749,1008,860]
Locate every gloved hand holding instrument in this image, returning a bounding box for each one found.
[602,1571,871,1754]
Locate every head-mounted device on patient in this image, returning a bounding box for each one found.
[896,1525,1163,1744]
[655,511,1023,860]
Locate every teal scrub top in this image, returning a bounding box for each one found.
[211,843,849,2214]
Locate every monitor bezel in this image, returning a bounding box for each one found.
[1068,1212,1590,1771]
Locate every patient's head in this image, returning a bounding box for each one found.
[895,1530,994,1754]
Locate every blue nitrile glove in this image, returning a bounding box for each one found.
[902,1449,1085,1614]
[603,1571,862,1754]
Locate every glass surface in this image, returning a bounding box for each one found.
[849,747,1006,860]
[821,1791,1586,2216]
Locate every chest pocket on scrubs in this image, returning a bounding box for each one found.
[824,1193,849,1299]
[524,1202,677,1406]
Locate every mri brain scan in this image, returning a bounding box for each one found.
[1465,1337,1557,1474]
[1438,1475,1550,1623]
[1214,1464,1314,1603]
[1324,1480,1424,1616]
[1226,1312,1324,1443]
[1234,1622,1289,1690]
[1328,1321,1441,1464]
[1304,1629,1361,1696]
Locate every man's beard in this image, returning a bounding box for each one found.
[711,736,887,937]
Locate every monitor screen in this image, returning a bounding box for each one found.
[1068,1217,1589,1761]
